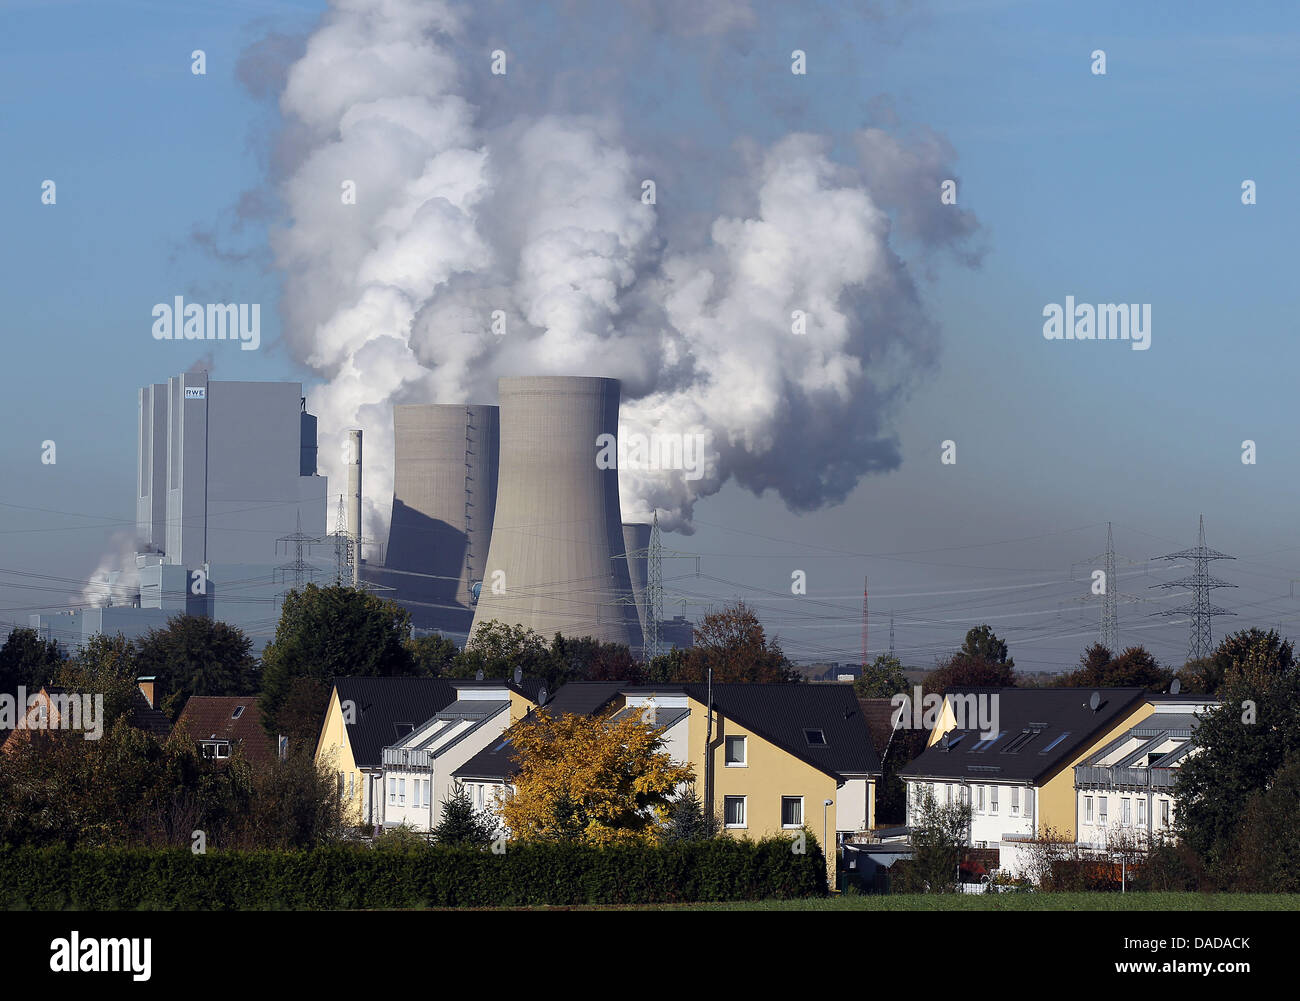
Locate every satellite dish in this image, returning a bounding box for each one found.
[475,669,484,681]
[514,666,523,686]
[1088,691,1101,712]
[1170,678,1181,695]
[537,686,549,706]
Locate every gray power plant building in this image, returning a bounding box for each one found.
[369,404,500,635]
[33,372,329,652]
[468,376,643,649]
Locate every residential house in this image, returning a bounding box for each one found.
[379,679,519,831]
[898,687,1155,876]
[452,681,882,879]
[315,675,540,830]
[2,679,170,753]
[1074,695,1218,848]
[175,695,276,766]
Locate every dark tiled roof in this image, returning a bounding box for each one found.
[857,697,897,758]
[176,695,275,766]
[333,677,458,769]
[452,682,624,782]
[899,687,1148,785]
[684,683,881,781]
[130,689,172,737]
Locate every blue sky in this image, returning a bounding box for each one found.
[3,0,1299,669]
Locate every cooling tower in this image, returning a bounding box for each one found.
[623,523,651,649]
[470,377,643,649]
[381,404,500,634]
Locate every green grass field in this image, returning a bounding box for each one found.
[477,893,1300,911]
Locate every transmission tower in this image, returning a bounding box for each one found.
[1072,522,1147,653]
[1151,514,1236,661]
[889,612,895,657]
[861,577,868,668]
[333,493,353,587]
[632,510,700,661]
[647,511,663,660]
[275,512,323,606]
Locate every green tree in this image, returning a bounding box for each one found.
[1175,628,1300,868]
[676,602,799,684]
[896,788,971,893]
[854,653,908,699]
[662,784,715,842]
[452,620,552,683]
[1229,755,1300,891]
[0,627,65,699]
[134,614,257,719]
[431,782,496,847]
[1059,644,1172,691]
[960,624,1013,667]
[259,584,417,738]
[407,632,459,677]
[54,633,143,733]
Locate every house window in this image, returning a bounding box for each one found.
[1098,797,1108,827]
[1024,788,1034,817]
[725,735,747,766]
[945,784,953,806]
[804,729,826,746]
[990,786,999,814]
[338,772,344,798]
[423,780,430,808]
[781,797,803,828]
[1011,787,1020,816]
[1085,796,1094,823]
[476,785,485,809]
[961,785,970,806]
[389,777,396,805]
[724,796,747,828]
[977,786,985,813]
[1122,799,1131,826]
[399,778,406,806]
[231,706,245,720]
[413,781,421,809]
[1137,799,1146,826]
[348,773,355,799]
[1161,800,1170,828]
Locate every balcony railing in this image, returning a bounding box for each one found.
[1074,765,1176,789]
[382,747,432,770]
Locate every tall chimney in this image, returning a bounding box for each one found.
[348,429,362,587]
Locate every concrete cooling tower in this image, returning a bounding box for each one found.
[622,523,651,646]
[378,404,499,635]
[470,377,644,649]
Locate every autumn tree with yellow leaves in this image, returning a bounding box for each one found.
[499,709,694,846]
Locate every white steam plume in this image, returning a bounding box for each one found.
[266,0,979,541]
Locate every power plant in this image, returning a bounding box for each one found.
[38,371,689,656]
[368,404,500,635]
[466,376,644,649]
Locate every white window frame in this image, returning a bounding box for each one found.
[1098,796,1108,826]
[1011,786,1020,816]
[990,785,999,815]
[1122,798,1131,826]
[1161,799,1170,828]
[399,778,406,806]
[977,785,985,813]
[423,779,430,809]
[1085,796,1093,823]
[724,735,747,767]
[389,777,396,805]
[724,795,747,829]
[1137,798,1146,827]
[781,796,804,829]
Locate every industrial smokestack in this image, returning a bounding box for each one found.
[383,404,500,633]
[470,376,643,648]
[347,429,362,587]
[622,523,651,653]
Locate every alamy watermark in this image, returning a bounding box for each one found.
[890,686,1000,741]
[595,428,708,481]
[0,688,104,740]
[151,296,261,351]
[1043,297,1151,351]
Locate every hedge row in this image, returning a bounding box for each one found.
[0,837,826,910]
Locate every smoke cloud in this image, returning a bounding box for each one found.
[262,0,980,538]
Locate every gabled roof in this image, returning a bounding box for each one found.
[332,677,458,769]
[684,683,881,781]
[857,697,897,758]
[176,695,274,766]
[899,687,1148,785]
